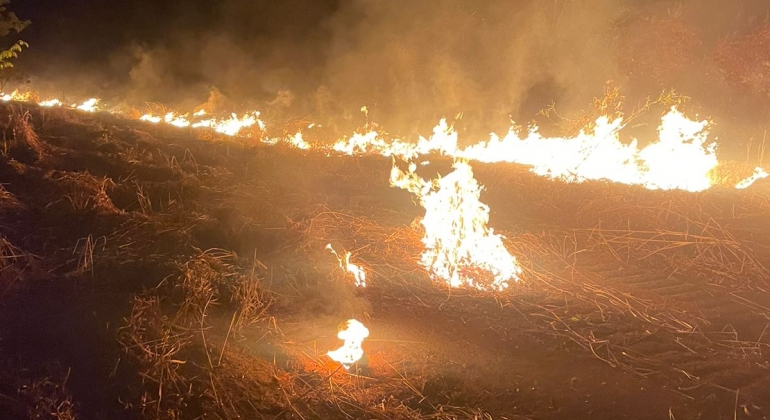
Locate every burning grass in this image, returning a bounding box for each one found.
[1,95,770,418]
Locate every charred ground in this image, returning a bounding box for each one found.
[0,103,769,420]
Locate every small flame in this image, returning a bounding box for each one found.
[736,167,769,189]
[164,112,191,128]
[289,132,311,150]
[327,319,370,369]
[391,159,522,290]
[1,90,31,103]
[38,98,63,107]
[75,98,100,113]
[192,112,264,136]
[326,244,366,288]
[139,113,162,123]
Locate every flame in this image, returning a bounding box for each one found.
[326,244,367,288]
[38,98,63,107]
[391,159,522,290]
[191,112,264,136]
[75,98,100,113]
[332,119,456,159]
[289,132,311,150]
[459,107,719,192]
[332,108,732,193]
[736,167,769,189]
[1,87,767,193]
[139,114,162,123]
[327,319,370,369]
[1,90,32,102]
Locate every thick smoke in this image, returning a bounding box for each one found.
[13,0,770,139]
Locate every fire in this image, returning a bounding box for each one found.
[736,167,769,189]
[38,98,63,107]
[191,112,264,136]
[2,88,768,192]
[331,119,456,159]
[391,159,522,290]
[1,90,31,102]
[327,319,369,369]
[458,108,718,191]
[331,107,749,193]
[326,244,366,288]
[75,98,99,113]
[288,132,311,150]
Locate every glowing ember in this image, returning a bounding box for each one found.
[391,159,521,290]
[327,319,369,369]
[736,167,769,189]
[38,98,63,107]
[326,244,367,288]
[75,98,100,113]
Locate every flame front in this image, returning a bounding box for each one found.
[0,88,766,191]
[391,160,522,290]
[326,244,366,288]
[327,319,370,369]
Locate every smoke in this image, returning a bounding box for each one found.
[13,0,770,138]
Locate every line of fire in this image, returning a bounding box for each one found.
[1,1,770,419]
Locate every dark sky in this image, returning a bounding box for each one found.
[7,0,770,138]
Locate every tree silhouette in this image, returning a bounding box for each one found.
[0,0,29,71]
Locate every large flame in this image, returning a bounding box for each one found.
[391,160,522,290]
[460,107,718,192]
[327,319,370,369]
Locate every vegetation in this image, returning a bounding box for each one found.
[0,0,28,72]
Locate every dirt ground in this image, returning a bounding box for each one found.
[0,103,769,420]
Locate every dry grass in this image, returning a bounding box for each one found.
[21,372,78,420]
[118,248,273,417]
[6,109,47,160]
[50,171,121,214]
[117,295,192,419]
[230,261,273,333]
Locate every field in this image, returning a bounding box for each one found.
[0,102,769,420]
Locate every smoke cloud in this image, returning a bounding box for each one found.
[13,0,770,139]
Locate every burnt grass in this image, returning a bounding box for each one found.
[0,103,769,420]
